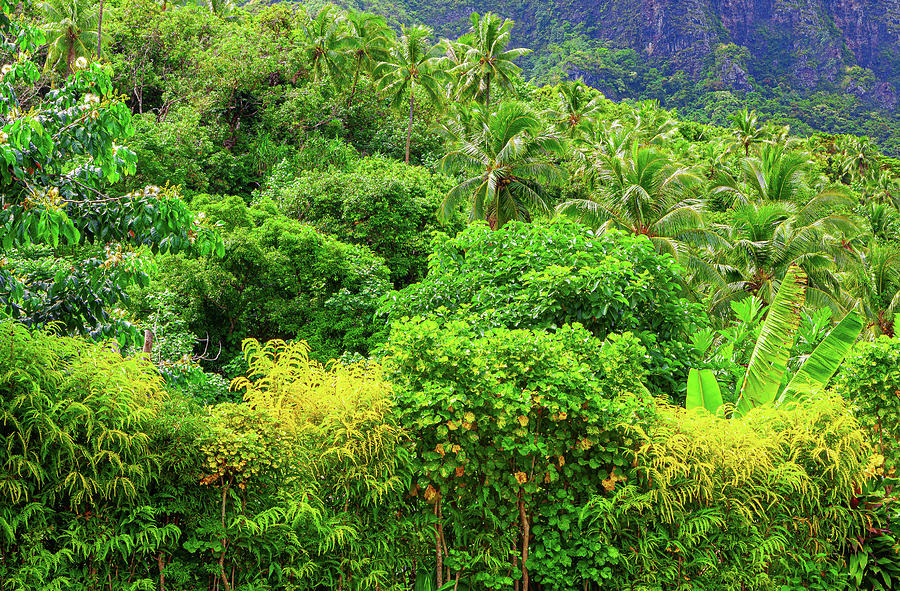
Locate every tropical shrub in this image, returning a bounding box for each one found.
[582,397,874,590]
[133,195,392,369]
[380,220,706,394]
[257,155,463,285]
[0,321,163,588]
[836,336,900,472]
[386,317,654,590]
[232,337,425,589]
[385,315,879,591]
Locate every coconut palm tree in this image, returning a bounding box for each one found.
[298,5,350,83]
[731,108,768,156]
[196,0,235,18]
[869,169,899,208]
[374,25,445,163]
[437,102,565,229]
[543,80,605,138]
[836,135,877,183]
[344,9,390,104]
[445,12,530,107]
[710,198,856,315]
[714,144,849,207]
[41,0,99,77]
[690,136,735,180]
[841,242,900,337]
[558,143,727,282]
[623,100,680,146]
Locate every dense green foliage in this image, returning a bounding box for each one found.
[1,0,899,589]
[381,221,703,393]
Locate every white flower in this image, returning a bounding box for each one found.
[74,56,88,70]
[84,93,100,105]
[1,65,12,76]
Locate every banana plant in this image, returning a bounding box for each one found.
[687,265,863,415]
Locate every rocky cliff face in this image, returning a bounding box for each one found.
[375,0,900,108]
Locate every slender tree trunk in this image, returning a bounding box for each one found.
[434,499,443,588]
[518,490,530,591]
[142,329,154,355]
[219,479,231,591]
[405,88,415,164]
[97,0,104,58]
[157,552,166,591]
[485,76,490,108]
[512,553,519,591]
[66,39,76,77]
[348,56,362,105]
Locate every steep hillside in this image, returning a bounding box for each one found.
[346,0,900,150]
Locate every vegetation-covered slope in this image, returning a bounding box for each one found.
[347,0,900,152]
[0,0,899,589]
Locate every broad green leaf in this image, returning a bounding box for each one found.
[778,311,863,405]
[686,368,723,414]
[735,265,806,415]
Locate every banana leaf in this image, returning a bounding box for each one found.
[686,368,724,414]
[778,311,863,405]
[735,265,806,415]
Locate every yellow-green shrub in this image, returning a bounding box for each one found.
[582,396,874,590]
[230,338,418,589]
[0,321,163,510]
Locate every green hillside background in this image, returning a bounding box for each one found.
[341,0,900,153]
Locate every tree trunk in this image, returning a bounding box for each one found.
[219,479,231,591]
[97,0,104,58]
[485,76,490,108]
[405,88,415,164]
[157,552,166,591]
[434,500,443,588]
[348,56,362,105]
[66,39,76,77]
[518,490,530,591]
[142,329,154,355]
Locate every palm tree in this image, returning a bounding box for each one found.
[41,0,99,77]
[194,0,235,18]
[543,80,605,138]
[96,0,103,57]
[842,242,900,337]
[711,198,856,314]
[714,144,848,207]
[689,136,734,180]
[558,143,727,281]
[623,100,680,146]
[438,102,565,229]
[374,25,445,163]
[344,9,390,104]
[445,12,530,107]
[869,169,899,208]
[837,135,877,183]
[731,108,768,156]
[298,5,350,83]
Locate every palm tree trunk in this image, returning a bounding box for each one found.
[66,39,76,77]
[97,0,104,57]
[485,76,490,108]
[348,56,362,105]
[405,88,415,164]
